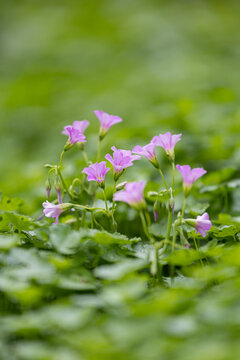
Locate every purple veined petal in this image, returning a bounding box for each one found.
[105,146,140,174]
[151,132,182,158]
[72,120,89,133]
[113,181,146,209]
[94,110,123,132]
[176,164,206,192]
[42,201,64,224]
[133,143,157,162]
[82,161,110,183]
[62,120,88,144]
[195,212,212,237]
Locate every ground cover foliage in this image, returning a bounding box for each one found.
[1,0,240,359]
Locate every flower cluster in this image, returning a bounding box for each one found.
[43,109,212,253]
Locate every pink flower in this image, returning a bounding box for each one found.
[152,132,182,159]
[94,110,122,138]
[105,146,140,179]
[42,201,68,224]
[113,181,146,209]
[82,161,110,184]
[195,212,212,237]
[176,164,206,195]
[132,143,158,168]
[62,120,89,145]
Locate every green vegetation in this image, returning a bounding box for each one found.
[1,1,240,359]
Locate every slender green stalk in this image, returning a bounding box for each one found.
[82,149,89,165]
[166,207,172,241]
[103,188,109,212]
[172,221,177,253]
[112,180,117,212]
[57,168,72,200]
[193,234,204,267]
[97,138,101,162]
[140,211,160,279]
[140,211,153,243]
[145,210,152,228]
[171,160,175,190]
[181,196,187,220]
[59,150,65,167]
[158,168,168,191]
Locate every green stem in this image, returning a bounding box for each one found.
[172,221,177,253]
[59,150,65,167]
[145,210,152,228]
[57,168,72,200]
[166,207,172,241]
[140,211,159,279]
[172,160,175,190]
[158,168,168,191]
[82,149,89,165]
[112,180,117,212]
[181,196,187,220]
[103,188,109,212]
[97,138,101,162]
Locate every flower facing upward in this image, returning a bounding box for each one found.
[94,110,122,139]
[152,132,182,159]
[176,164,206,195]
[132,143,159,168]
[113,181,146,209]
[82,161,110,184]
[42,201,70,224]
[105,146,140,179]
[195,212,212,237]
[62,120,89,145]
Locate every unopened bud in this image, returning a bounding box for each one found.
[116,181,127,191]
[153,200,160,222]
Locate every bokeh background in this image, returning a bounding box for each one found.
[1,0,240,207]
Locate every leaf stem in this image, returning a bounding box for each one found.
[158,168,168,191]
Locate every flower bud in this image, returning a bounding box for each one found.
[116,181,127,191]
[45,179,51,199]
[153,200,160,222]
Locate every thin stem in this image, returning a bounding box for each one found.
[112,180,117,212]
[57,168,72,200]
[140,211,159,279]
[103,188,109,212]
[181,196,187,220]
[158,168,168,191]
[59,150,65,167]
[140,211,154,244]
[97,138,101,162]
[172,160,175,190]
[145,210,152,228]
[82,149,89,165]
[172,221,177,253]
[166,207,172,241]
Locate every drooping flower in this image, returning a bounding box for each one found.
[186,212,212,238]
[42,201,70,224]
[195,212,212,237]
[82,161,110,185]
[62,120,89,145]
[113,181,146,209]
[132,143,159,168]
[152,132,182,159]
[105,146,140,180]
[94,110,122,139]
[176,164,206,195]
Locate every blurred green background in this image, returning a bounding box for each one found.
[0,0,240,205]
